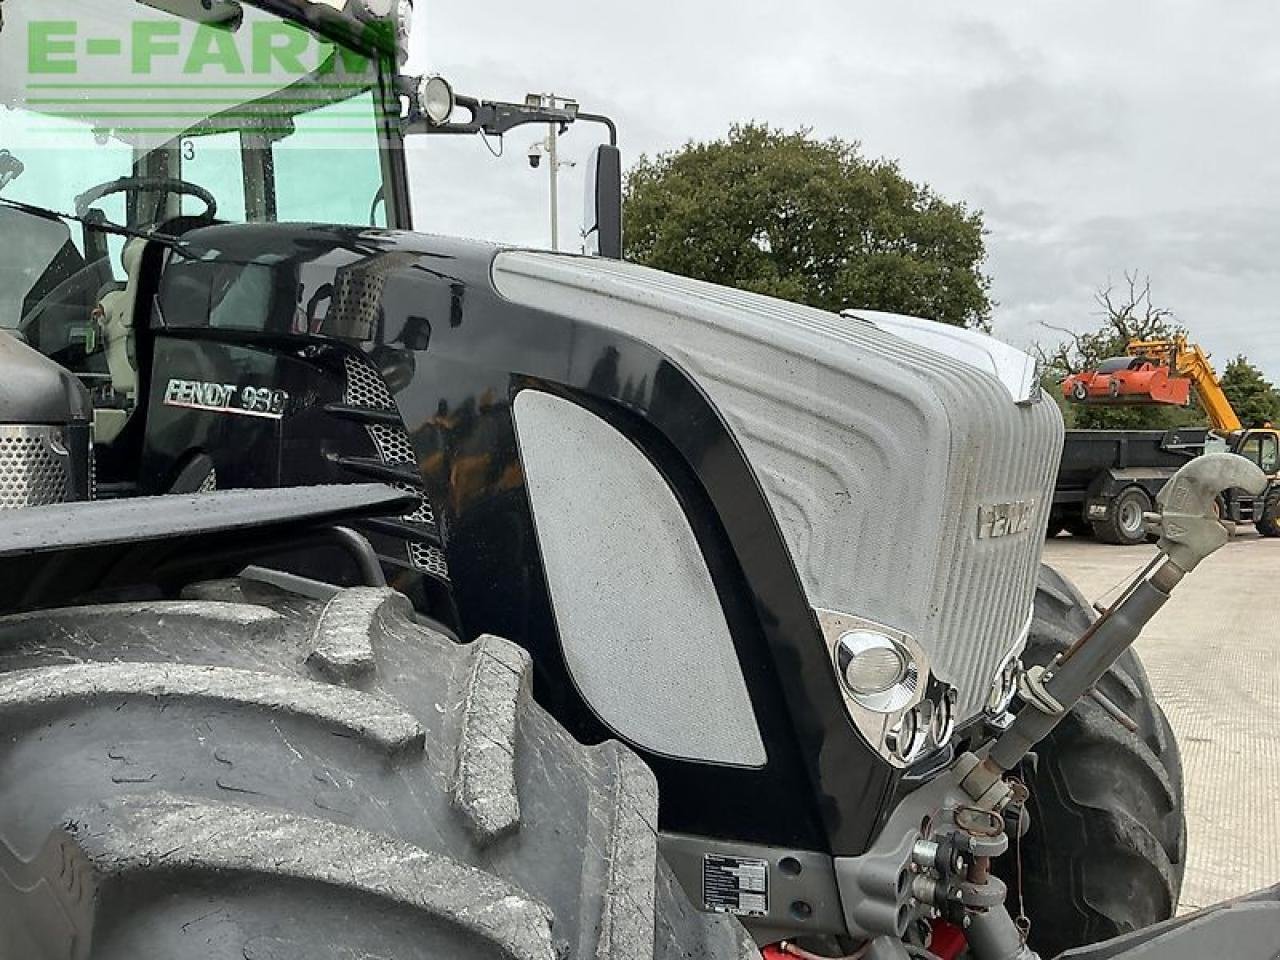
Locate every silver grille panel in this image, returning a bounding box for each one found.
[343,354,396,412]
[409,541,451,578]
[0,426,70,509]
[492,253,1065,722]
[370,422,417,465]
[343,355,445,577]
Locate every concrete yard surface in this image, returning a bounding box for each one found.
[1042,531,1280,913]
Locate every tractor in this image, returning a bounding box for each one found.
[1,1,1275,957]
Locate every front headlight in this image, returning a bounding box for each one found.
[927,687,956,748]
[819,609,952,768]
[834,629,919,712]
[886,708,923,763]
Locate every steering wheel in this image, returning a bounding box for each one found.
[74,176,217,229]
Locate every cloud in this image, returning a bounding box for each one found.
[966,74,1127,158]
[410,0,1280,378]
[989,205,1280,376]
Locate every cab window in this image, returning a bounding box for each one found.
[1238,433,1279,474]
[1258,434,1279,474]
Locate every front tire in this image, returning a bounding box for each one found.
[998,564,1186,958]
[0,578,750,960]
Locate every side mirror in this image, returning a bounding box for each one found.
[584,144,623,259]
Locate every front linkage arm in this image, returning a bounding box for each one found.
[975,452,1266,797]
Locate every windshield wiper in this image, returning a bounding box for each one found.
[0,194,191,253]
[0,152,24,194]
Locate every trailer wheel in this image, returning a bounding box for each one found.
[1071,381,1089,401]
[997,564,1186,958]
[1256,491,1280,537]
[1092,486,1151,545]
[0,580,750,960]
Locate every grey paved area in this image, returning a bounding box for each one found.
[1043,531,1280,912]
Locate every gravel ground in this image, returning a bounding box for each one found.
[1042,530,1280,913]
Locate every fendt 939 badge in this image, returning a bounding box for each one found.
[163,378,290,419]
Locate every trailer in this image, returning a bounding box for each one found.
[1051,427,1279,544]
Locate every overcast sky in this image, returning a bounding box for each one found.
[405,2,1280,378]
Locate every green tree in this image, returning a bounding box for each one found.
[1037,273,1202,429]
[623,123,993,328]
[1219,355,1280,427]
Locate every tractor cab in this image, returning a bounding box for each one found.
[0,0,403,441]
[0,0,619,455]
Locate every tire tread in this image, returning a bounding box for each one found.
[0,582,747,960]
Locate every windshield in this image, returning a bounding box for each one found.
[0,0,394,358]
[0,0,394,399]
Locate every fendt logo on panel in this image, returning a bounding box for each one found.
[976,499,1037,540]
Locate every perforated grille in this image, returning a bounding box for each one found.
[0,427,69,508]
[343,355,396,411]
[370,423,416,465]
[198,468,218,493]
[410,542,450,578]
[344,355,445,578]
[397,485,436,527]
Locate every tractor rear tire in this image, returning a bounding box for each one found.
[1091,486,1152,545]
[0,578,752,960]
[998,564,1186,958]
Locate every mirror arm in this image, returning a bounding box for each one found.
[395,76,619,143]
[576,112,617,147]
[401,89,596,138]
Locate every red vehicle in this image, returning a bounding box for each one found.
[1061,355,1192,405]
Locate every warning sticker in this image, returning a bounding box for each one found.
[702,854,769,917]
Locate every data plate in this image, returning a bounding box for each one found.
[702,854,768,917]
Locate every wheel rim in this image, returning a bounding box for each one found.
[1119,498,1144,536]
